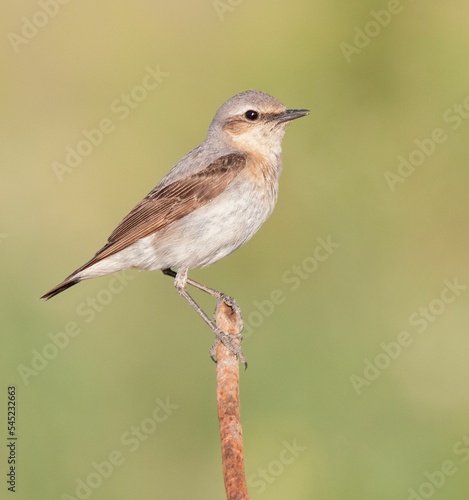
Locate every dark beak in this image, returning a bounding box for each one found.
[274,108,310,124]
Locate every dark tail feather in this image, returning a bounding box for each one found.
[41,278,80,300]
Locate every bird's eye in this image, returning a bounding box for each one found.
[244,110,259,121]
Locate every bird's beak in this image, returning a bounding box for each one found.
[274,108,310,124]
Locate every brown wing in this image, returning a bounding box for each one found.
[83,152,247,267]
[41,152,247,300]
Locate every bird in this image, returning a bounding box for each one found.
[42,90,309,360]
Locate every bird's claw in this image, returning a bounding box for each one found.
[210,329,247,369]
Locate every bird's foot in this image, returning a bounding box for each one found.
[209,330,247,369]
[210,294,247,368]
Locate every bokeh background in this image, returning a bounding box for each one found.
[2,1,469,499]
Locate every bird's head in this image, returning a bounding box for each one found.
[208,90,309,157]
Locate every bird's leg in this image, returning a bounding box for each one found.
[164,268,245,365]
[162,267,222,298]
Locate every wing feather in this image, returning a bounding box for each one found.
[82,152,247,268]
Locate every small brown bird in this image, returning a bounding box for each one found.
[42,90,309,357]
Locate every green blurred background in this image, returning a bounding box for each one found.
[2,1,469,499]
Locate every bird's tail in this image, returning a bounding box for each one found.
[41,277,80,300]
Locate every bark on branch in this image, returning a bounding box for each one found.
[215,297,249,500]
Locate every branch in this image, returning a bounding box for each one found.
[215,297,249,500]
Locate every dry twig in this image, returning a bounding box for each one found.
[214,297,249,500]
